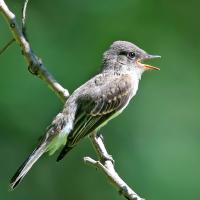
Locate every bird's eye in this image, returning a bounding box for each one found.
[128,52,136,59]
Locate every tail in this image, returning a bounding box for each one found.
[10,142,47,190]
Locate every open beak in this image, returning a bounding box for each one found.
[137,54,161,71]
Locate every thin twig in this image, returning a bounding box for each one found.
[21,0,29,40]
[0,38,15,55]
[0,1,144,199]
[0,0,69,102]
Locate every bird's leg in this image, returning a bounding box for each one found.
[89,131,114,164]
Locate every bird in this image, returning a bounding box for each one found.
[10,40,160,190]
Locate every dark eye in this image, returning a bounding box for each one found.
[128,52,136,59]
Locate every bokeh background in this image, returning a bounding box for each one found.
[0,0,200,199]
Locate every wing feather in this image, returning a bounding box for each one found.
[57,73,134,161]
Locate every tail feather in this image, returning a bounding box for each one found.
[10,143,47,190]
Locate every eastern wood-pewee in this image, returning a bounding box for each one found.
[10,41,160,189]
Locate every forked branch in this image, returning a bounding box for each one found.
[0,0,69,101]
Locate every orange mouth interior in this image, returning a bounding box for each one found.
[137,61,160,71]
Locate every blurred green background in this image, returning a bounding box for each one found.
[0,0,200,199]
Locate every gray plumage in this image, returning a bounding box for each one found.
[10,41,160,189]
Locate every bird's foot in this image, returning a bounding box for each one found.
[100,153,115,165]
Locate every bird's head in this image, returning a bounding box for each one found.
[103,41,160,74]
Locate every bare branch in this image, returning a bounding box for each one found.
[0,0,69,102]
[0,1,144,199]
[85,132,144,200]
[0,38,15,55]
